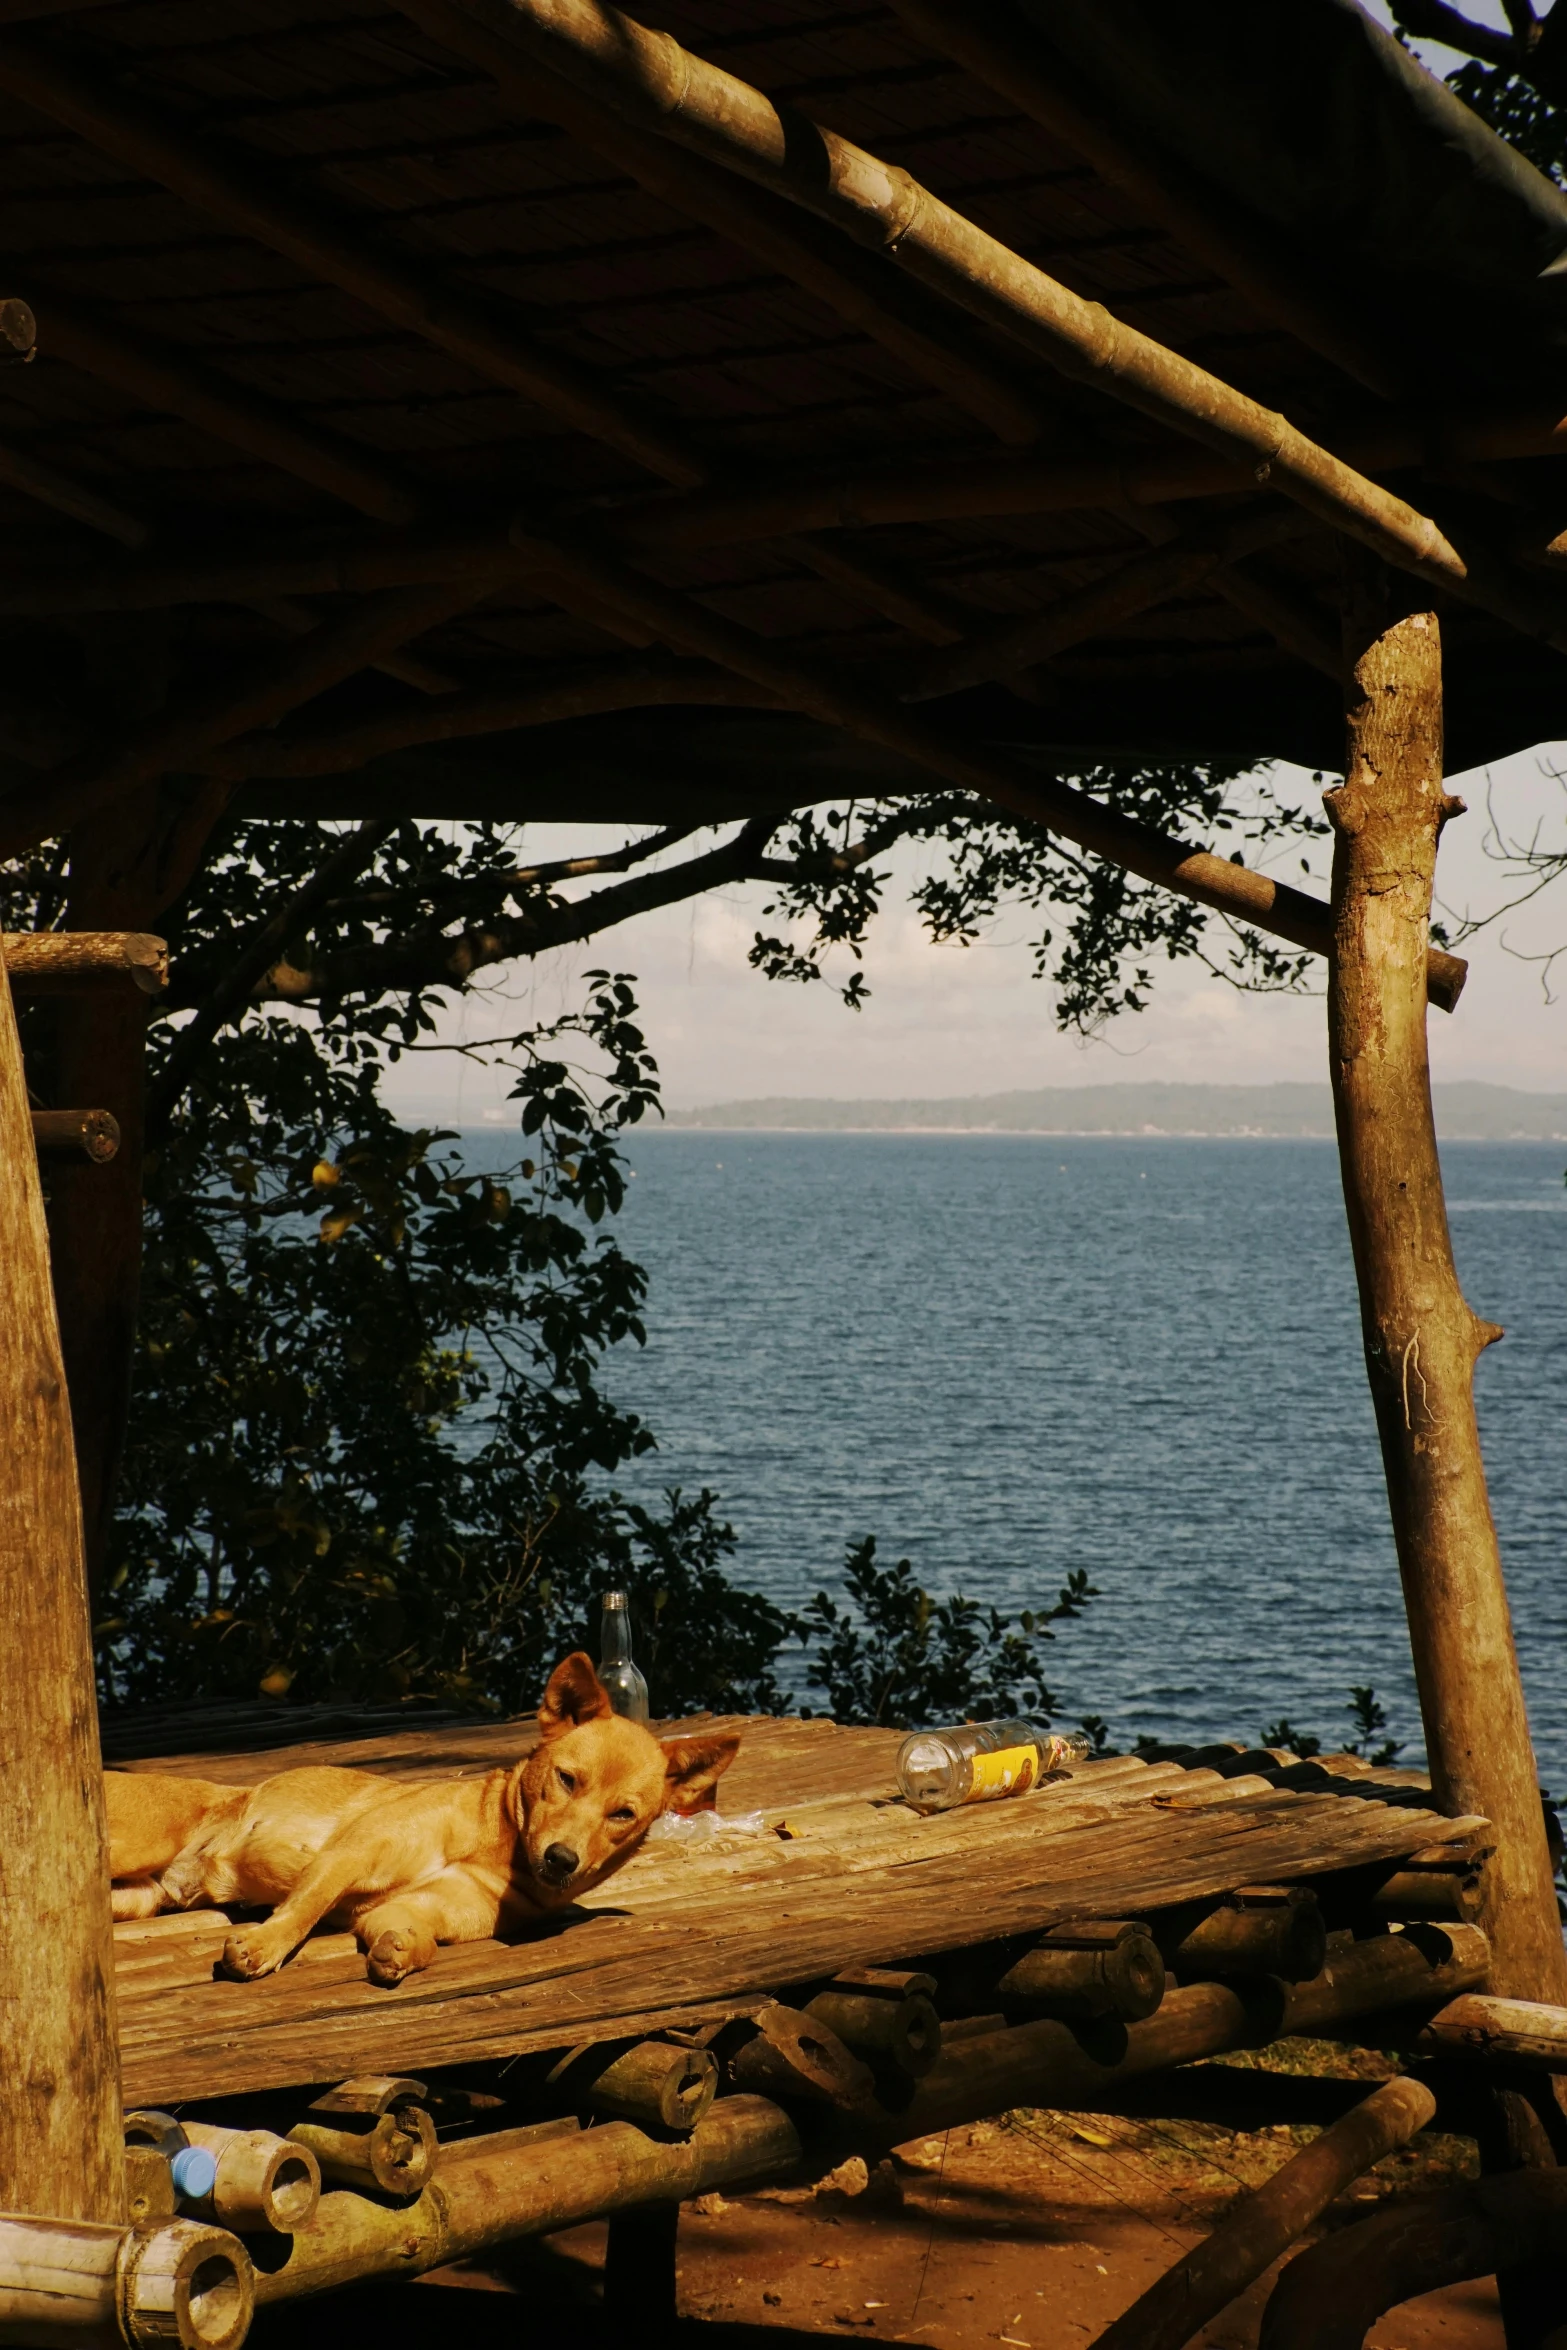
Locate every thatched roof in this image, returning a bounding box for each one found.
[0,0,1562,843]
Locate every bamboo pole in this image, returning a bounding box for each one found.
[1419,1994,1567,2066]
[178,2125,321,2237]
[252,2097,805,2303]
[3,932,168,992]
[499,515,1470,1011]
[0,2213,253,2348]
[0,929,126,2222]
[1161,1888,1328,1985]
[885,1925,1490,2142]
[1089,2076,1438,2350]
[881,0,1403,398]
[394,0,1567,646]
[182,1933,1491,2312]
[1326,605,1567,2003]
[30,1107,119,1161]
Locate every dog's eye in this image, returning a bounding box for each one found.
[556,1768,577,1794]
[609,1806,636,1823]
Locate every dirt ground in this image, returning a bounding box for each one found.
[252,2041,1503,2350]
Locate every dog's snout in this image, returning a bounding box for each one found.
[542,1841,579,1884]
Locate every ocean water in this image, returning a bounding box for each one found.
[589,1133,1567,1785]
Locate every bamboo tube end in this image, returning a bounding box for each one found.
[117,2218,254,2350]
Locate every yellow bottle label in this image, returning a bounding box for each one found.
[965,1744,1037,1801]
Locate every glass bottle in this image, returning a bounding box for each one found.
[599,1588,650,1723]
[896,1717,1092,1814]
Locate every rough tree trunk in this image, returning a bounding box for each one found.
[0,930,126,2220]
[1327,605,1567,2003]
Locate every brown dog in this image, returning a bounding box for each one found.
[105,1771,249,1919]
[148,1654,738,1985]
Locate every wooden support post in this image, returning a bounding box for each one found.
[0,925,126,2220]
[47,795,162,1601]
[1326,604,1567,2004]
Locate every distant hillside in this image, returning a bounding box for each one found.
[664,1081,1567,1140]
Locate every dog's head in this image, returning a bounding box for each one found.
[507,1651,740,1903]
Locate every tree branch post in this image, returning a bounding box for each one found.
[0,924,126,2221]
[1326,603,1567,2003]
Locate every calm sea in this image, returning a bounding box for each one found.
[582,1132,1567,1786]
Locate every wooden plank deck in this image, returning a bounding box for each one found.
[108,1714,1479,2107]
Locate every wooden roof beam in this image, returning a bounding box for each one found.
[0,41,976,653]
[437,0,1567,658]
[392,0,1047,446]
[35,284,424,527]
[491,512,1467,1008]
[625,406,1567,551]
[908,505,1316,701]
[198,657,776,781]
[0,430,145,544]
[197,520,1342,779]
[0,32,705,490]
[8,400,1563,626]
[881,0,1404,400]
[1210,562,1343,683]
[0,566,527,857]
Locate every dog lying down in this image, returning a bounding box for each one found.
[105,1653,739,1986]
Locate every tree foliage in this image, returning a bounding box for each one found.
[4,763,1325,1725]
[1391,1,1567,126]
[795,1537,1099,1732]
[747,770,1320,1030]
[7,823,793,1718]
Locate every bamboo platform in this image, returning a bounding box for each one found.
[108,1713,1486,2110]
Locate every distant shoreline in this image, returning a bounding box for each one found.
[640,1125,1567,1141]
[651,1081,1567,1144]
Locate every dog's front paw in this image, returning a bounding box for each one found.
[365,1926,424,1986]
[221,1926,288,1980]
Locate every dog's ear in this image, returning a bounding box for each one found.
[661,1733,741,1814]
[538,1651,614,1739]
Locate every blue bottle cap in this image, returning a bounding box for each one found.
[170,2145,217,2203]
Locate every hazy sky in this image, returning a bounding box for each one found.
[379,746,1567,1120]
[382,1,1565,1122]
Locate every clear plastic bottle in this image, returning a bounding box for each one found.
[896,1718,1092,1814]
[599,1588,650,1723]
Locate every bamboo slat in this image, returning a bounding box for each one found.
[113,1767,1479,2104]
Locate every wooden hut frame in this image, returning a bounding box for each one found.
[1,0,1566,2336]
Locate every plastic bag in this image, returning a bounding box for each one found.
[646,1807,769,1844]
